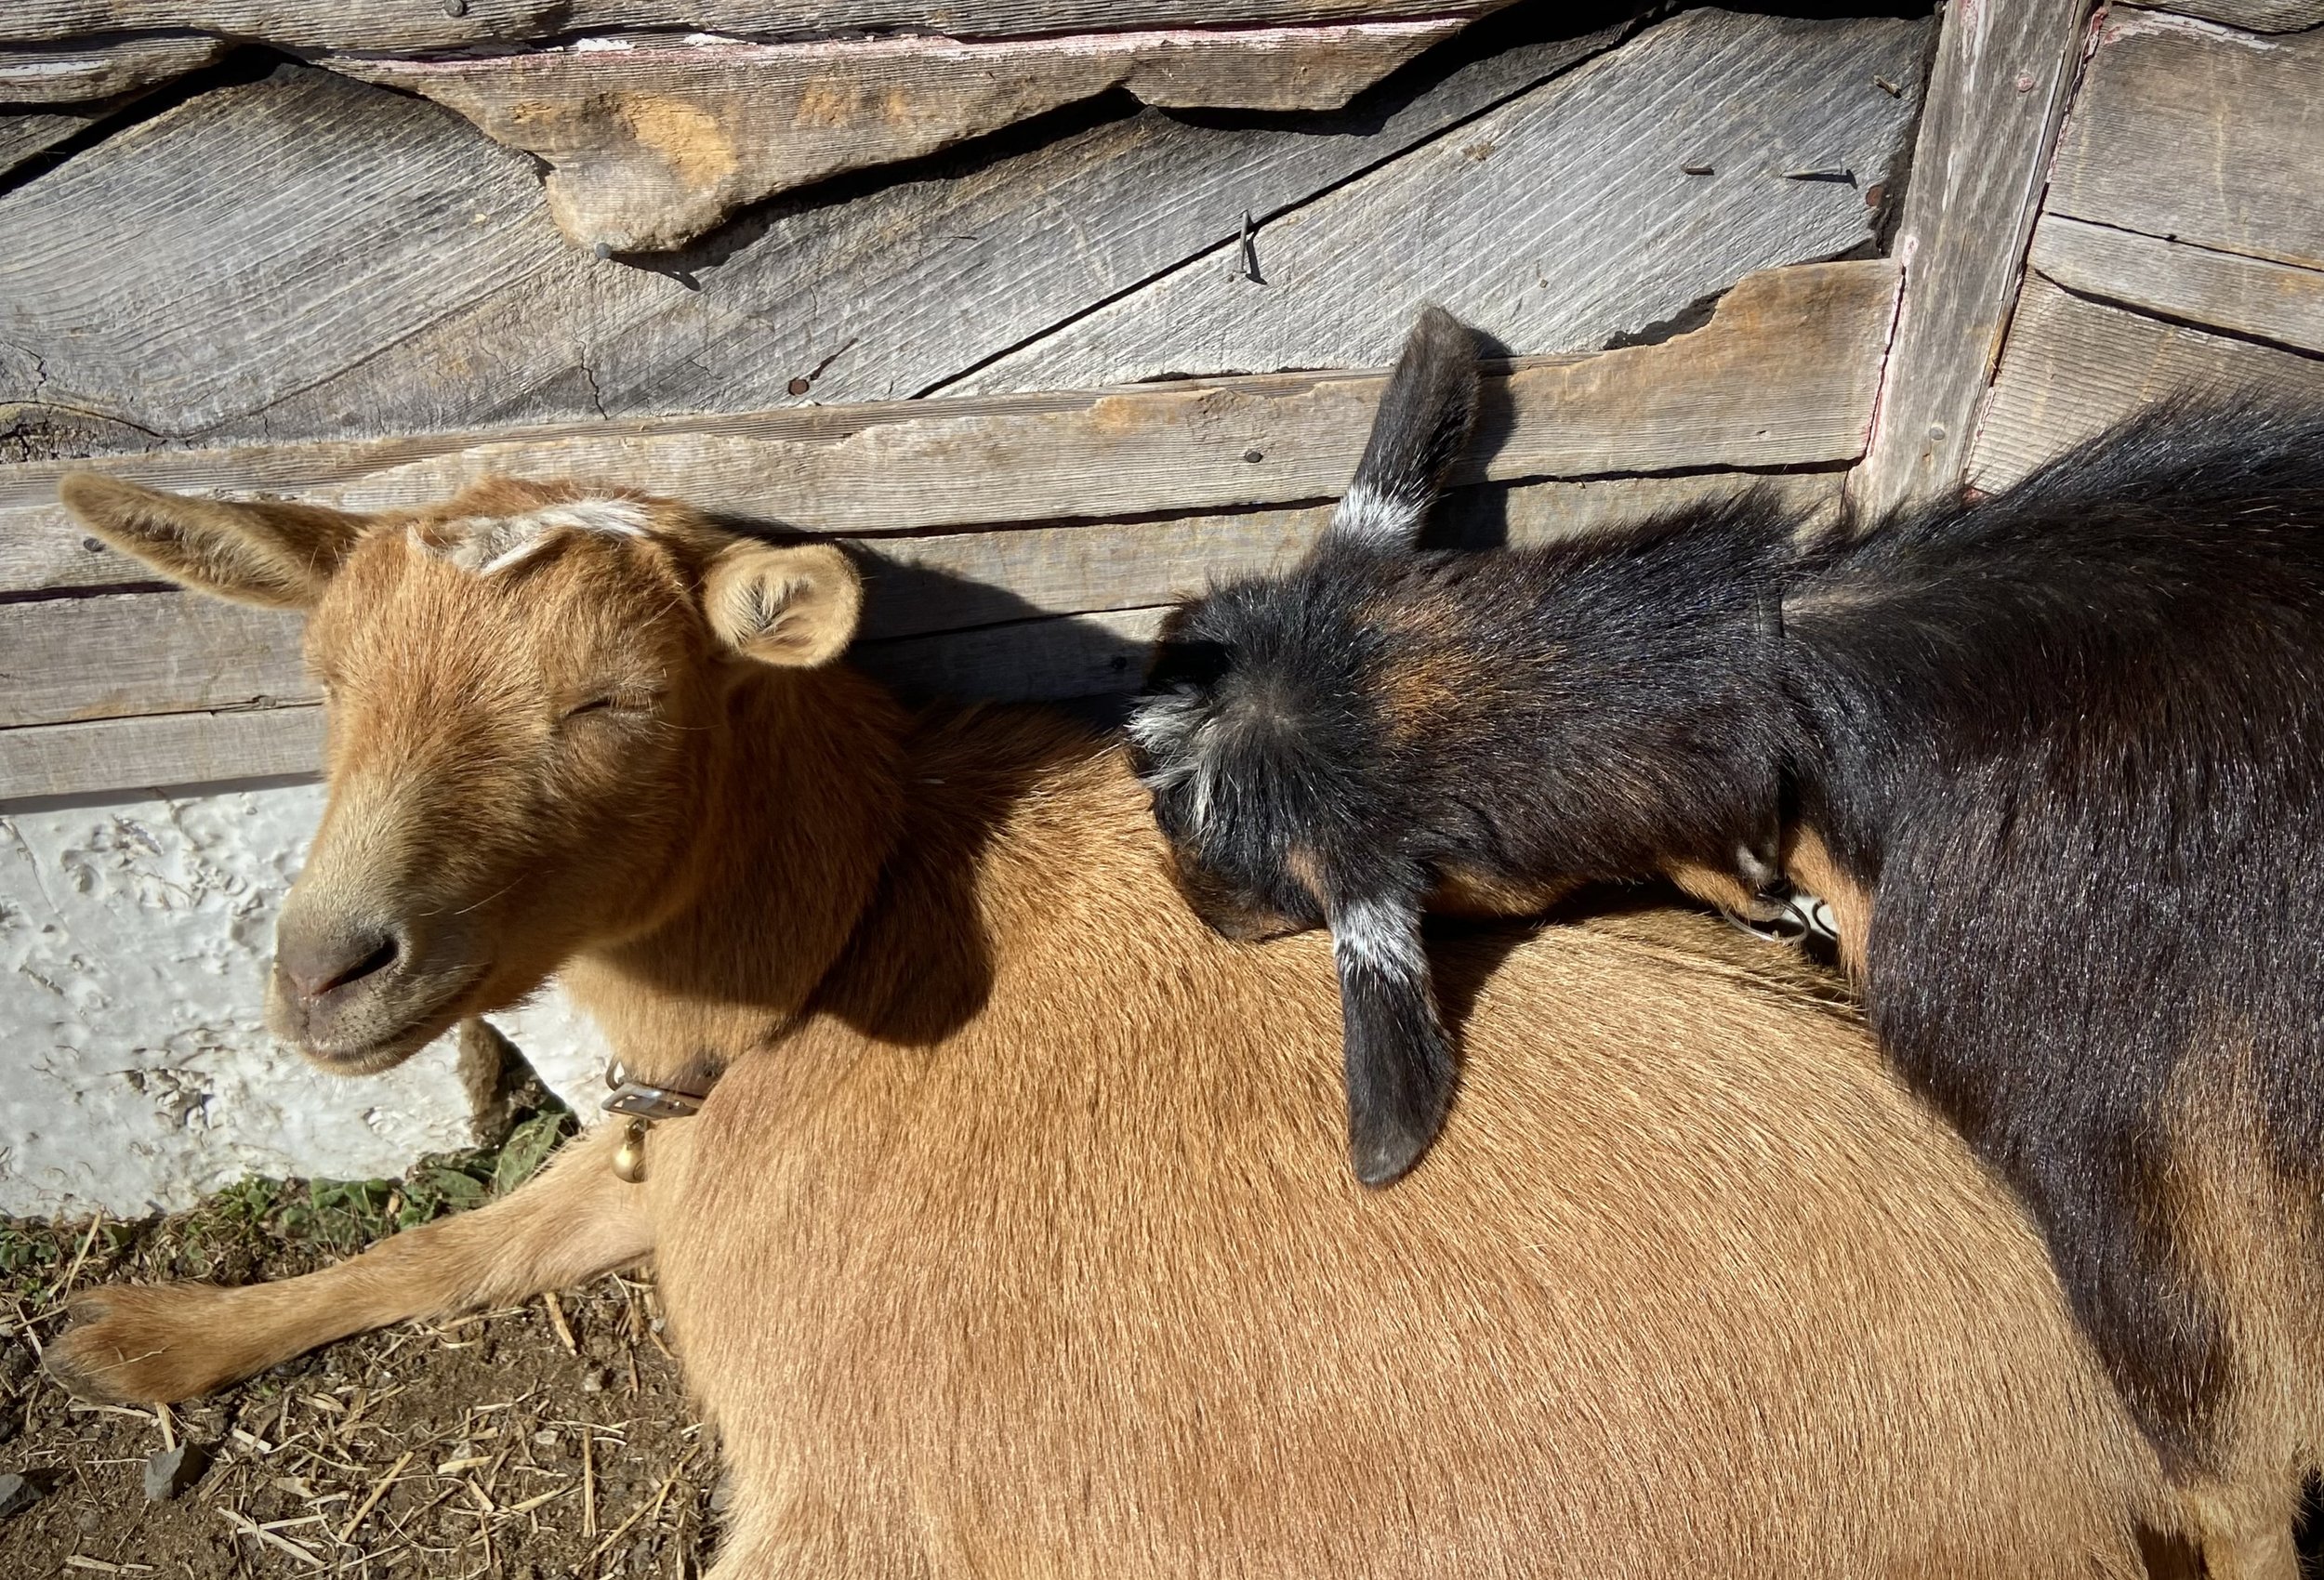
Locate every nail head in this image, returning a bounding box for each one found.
[786,377,812,396]
[1242,448,1264,464]
[443,0,468,15]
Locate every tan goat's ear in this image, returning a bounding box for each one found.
[58,474,371,610]
[703,541,862,668]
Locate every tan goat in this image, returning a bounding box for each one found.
[46,472,2185,1575]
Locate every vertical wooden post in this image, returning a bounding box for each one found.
[1844,0,2095,522]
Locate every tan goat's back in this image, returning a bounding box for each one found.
[651,730,2167,1578]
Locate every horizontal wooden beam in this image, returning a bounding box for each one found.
[2,257,1896,596]
[0,1,1512,56]
[1968,277,2324,493]
[2159,0,2324,31]
[0,705,325,801]
[0,468,1842,799]
[332,22,1467,254]
[2047,7,2324,275]
[2030,213,2324,357]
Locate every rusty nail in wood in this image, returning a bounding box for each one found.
[2015,72,2036,92]
[786,377,812,397]
[1681,163,1713,177]
[1873,75,1902,96]
[1864,183,1885,208]
[1782,167,1855,183]
[1242,448,1264,464]
[1238,211,1261,283]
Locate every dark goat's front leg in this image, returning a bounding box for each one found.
[47,1123,652,1403]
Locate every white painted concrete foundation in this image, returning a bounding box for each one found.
[0,780,608,1220]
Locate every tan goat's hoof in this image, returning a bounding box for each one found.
[45,1284,248,1404]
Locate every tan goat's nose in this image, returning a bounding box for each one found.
[276,925,403,1003]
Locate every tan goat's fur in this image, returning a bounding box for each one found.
[50,474,2187,1574]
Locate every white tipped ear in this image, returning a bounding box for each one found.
[703,541,862,668]
[59,473,371,610]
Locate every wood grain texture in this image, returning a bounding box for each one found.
[1969,277,2324,492]
[0,594,308,729]
[2160,0,2324,32]
[957,7,1927,391]
[0,101,108,174]
[0,705,324,801]
[334,21,1465,253]
[2030,213,2324,356]
[1,258,1897,599]
[0,33,225,103]
[0,1,1507,54]
[1842,0,2092,522]
[0,467,1840,797]
[2049,7,2324,273]
[0,20,1631,452]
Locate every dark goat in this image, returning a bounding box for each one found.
[1130,310,2324,1558]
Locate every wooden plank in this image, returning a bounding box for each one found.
[0,34,225,103]
[0,467,1855,730]
[0,22,1632,452]
[854,605,1168,705]
[1968,277,2324,492]
[0,258,1898,597]
[0,467,1848,797]
[334,21,1466,254]
[860,468,1845,639]
[0,705,324,801]
[2048,7,2324,274]
[2161,1,2324,32]
[955,7,1928,391]
[0,1,1509,55]
[0,102,106,175]
[1842,0,2093,523]
[0,595,308,728]
[2030,213,2324,357]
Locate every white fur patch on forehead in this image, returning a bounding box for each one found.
[413,499,652,576]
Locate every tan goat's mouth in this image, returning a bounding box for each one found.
[277,960,492,1077]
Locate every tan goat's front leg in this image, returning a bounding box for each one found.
[46,1123,652,1403]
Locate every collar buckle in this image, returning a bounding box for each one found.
[601,1060,711,1122]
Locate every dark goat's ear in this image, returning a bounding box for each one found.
[1328,892,1458,1186]
[1327,304,1480,552]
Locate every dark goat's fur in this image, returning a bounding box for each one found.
[1131,310,2324,1521]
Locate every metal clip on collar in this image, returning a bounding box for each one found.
[602,1060,711,1185]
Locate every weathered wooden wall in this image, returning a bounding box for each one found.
[0,3,1934,801]
[1968,5,2324,488]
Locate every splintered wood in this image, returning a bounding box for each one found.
[334,23,1469,252]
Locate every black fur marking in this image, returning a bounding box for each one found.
[1137,378,2324,1471]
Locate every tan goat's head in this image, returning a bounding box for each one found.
[59,473,863,1073]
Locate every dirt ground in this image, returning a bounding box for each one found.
[0,1132,715,1579]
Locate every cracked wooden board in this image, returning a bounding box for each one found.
[0,19,1632,452]
[2048,7,2324,274]
[1968,277,2324,492]
[333,21,1469,254]
[955,7,1927,390]
[2030,213,2324,357]
[0,33,226,103]
[0,0,1511,55]
[1842,0,2093,522]
[0,259,1896,601]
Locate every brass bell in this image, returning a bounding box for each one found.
[612,1117,651,1185]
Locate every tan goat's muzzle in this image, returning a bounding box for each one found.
[267,897,484,1074]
